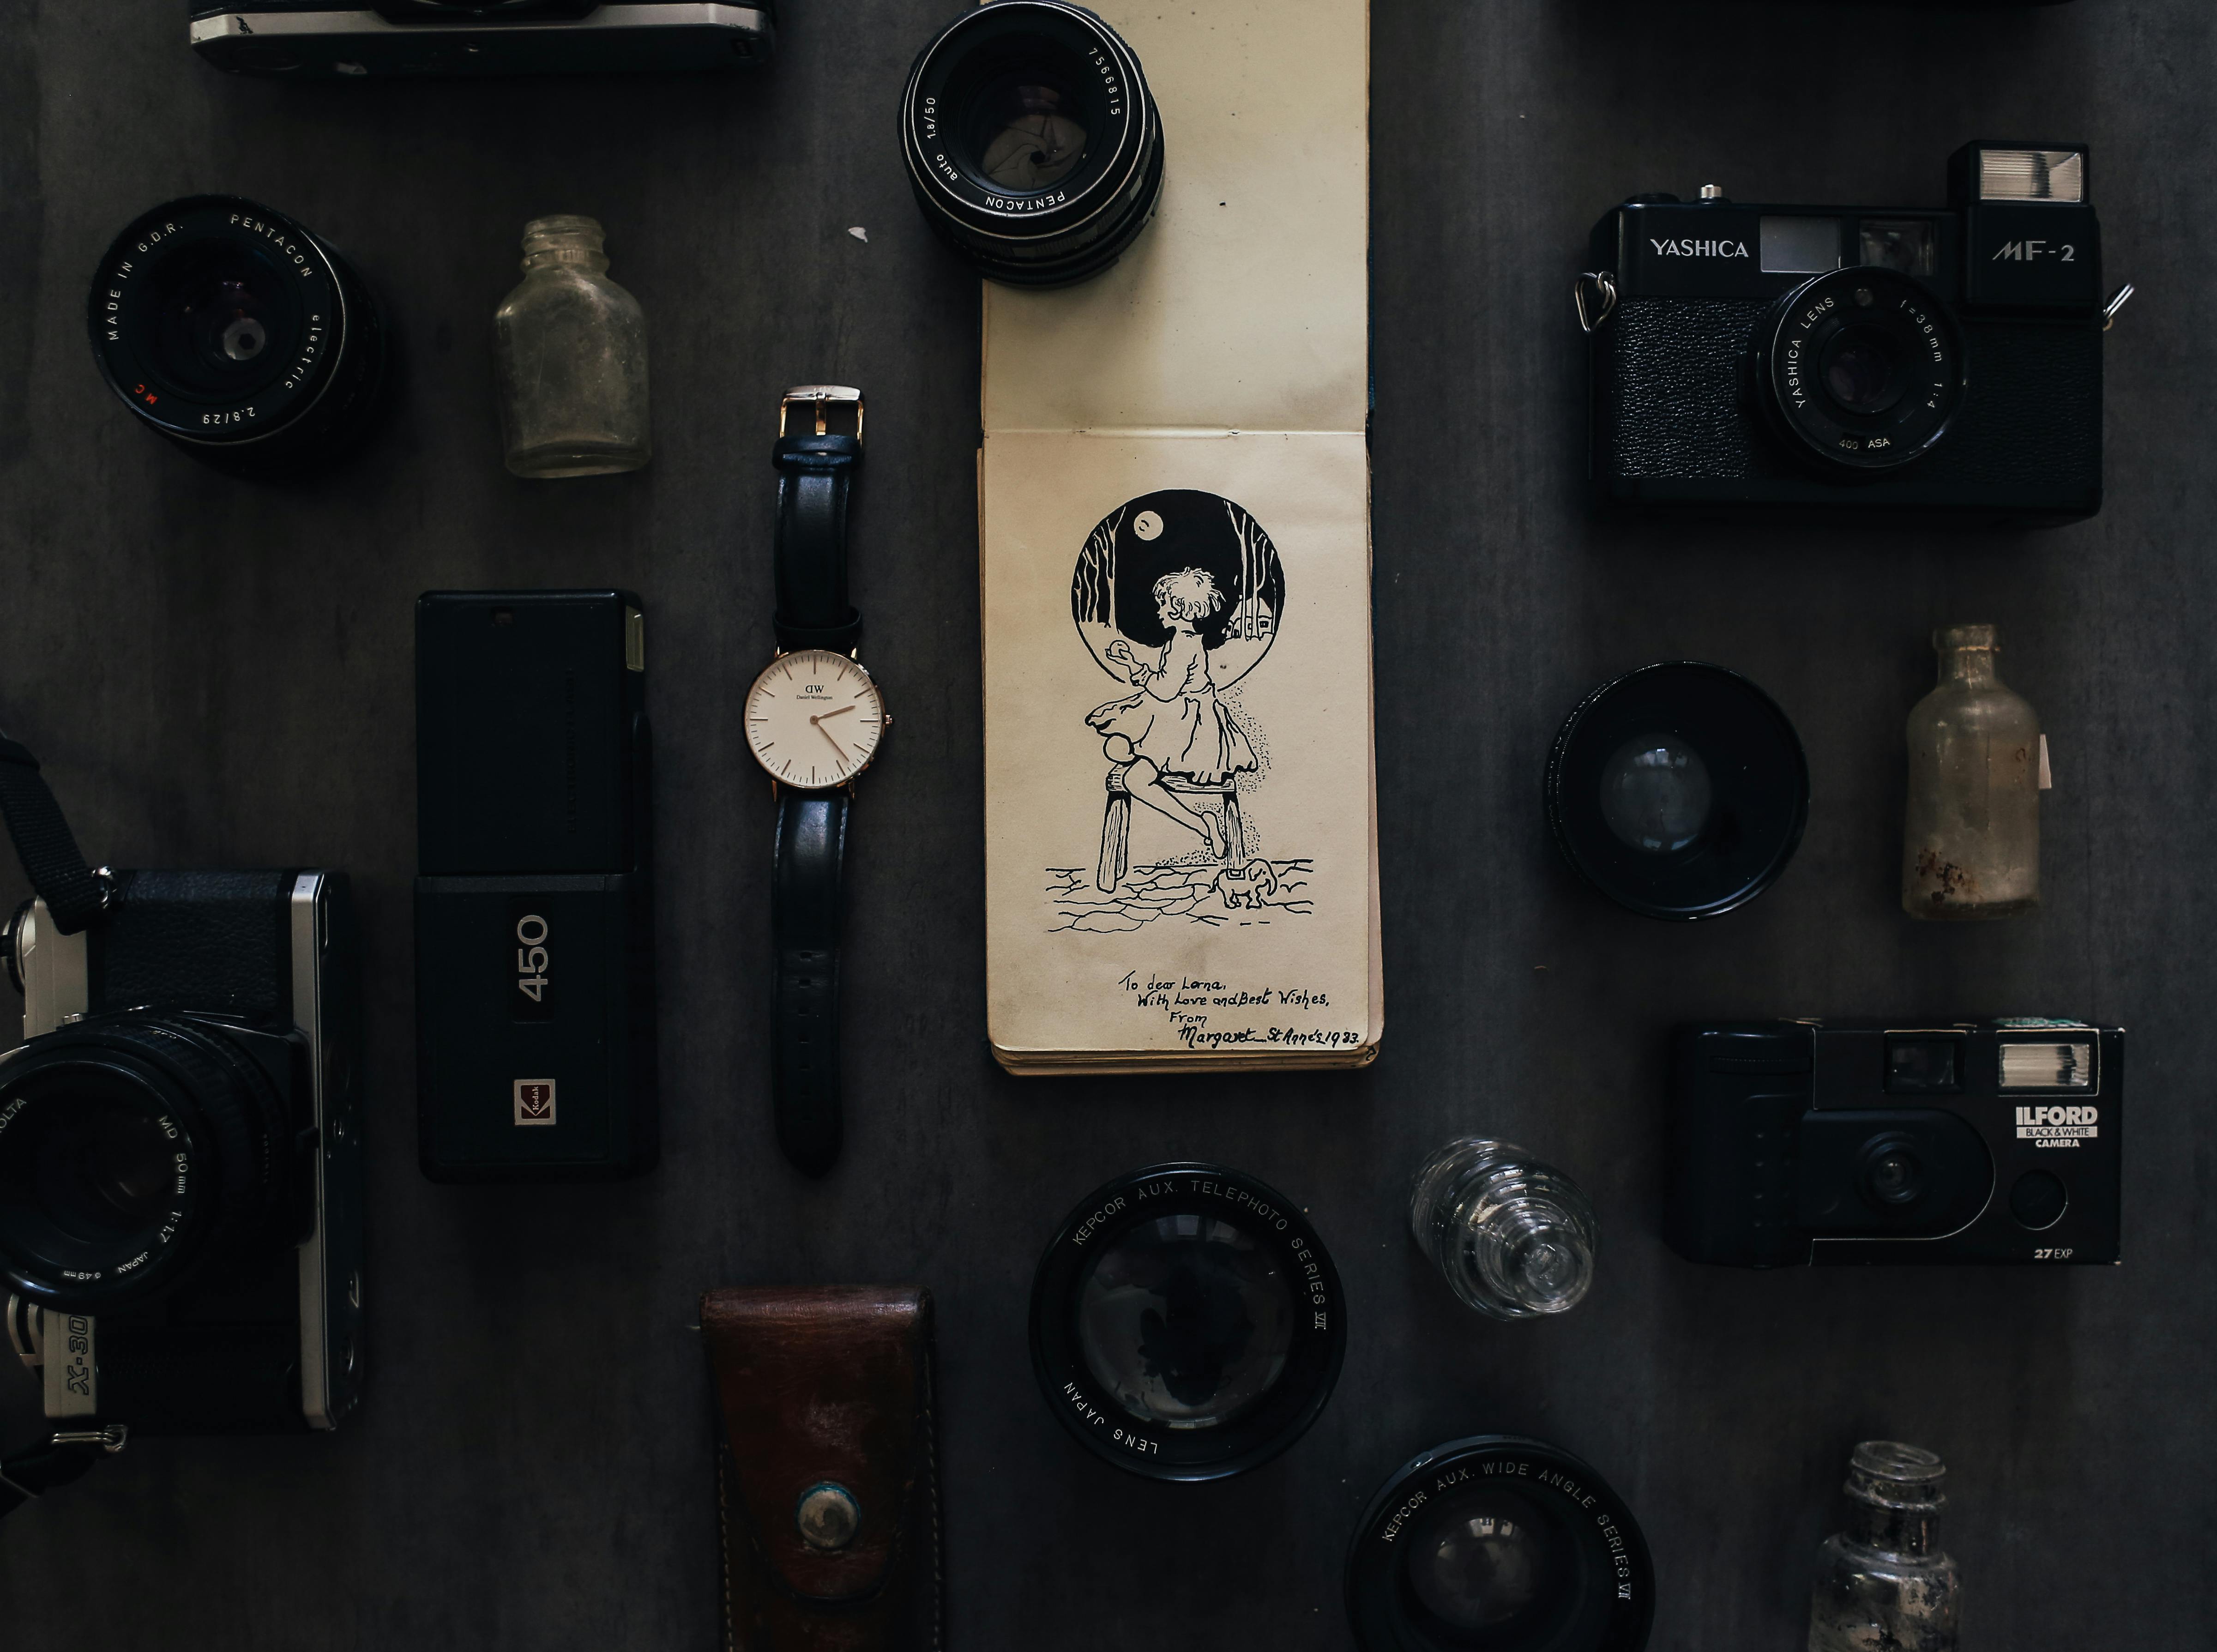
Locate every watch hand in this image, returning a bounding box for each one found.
[815,721,849,759]
[814,705,856,721]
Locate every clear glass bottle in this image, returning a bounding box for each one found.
[1409,1138,1597,1319]
[1807,1441,1960,1652]
[493,214,650,477]
[1902,624,2042,920]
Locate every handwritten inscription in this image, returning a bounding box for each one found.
[1115,969,1362,1049]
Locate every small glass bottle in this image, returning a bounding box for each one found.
[1409,1137,1597,1319]
[1807,1441,1960,1652]
[493,214,650,477]
[1902,624,2042,920]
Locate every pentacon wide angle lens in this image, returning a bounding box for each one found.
[1544,662,1808,921]
[87,196,388,476]
[1754,265,1965,474]
[1028,1162,1345,1481]
[900,0,1164,287]
[0,1013,295,1314]
[1346,1435,1654,1652]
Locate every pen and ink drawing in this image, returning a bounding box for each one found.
[1049,488,1308,934]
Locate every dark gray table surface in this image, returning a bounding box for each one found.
[2,1,2210,1646]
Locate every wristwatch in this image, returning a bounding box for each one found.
[744,386,888,1178]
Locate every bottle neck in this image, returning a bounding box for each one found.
[523,241,608,276]
[519,216,609,276]
[1844,1499,1941,1555]
[1938,645,1998,687]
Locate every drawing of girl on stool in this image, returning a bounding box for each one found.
[1090,567,1258,858]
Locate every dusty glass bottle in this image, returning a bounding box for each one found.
[493,215,651,477]
[1902,624,2042,920]
[1807,1441,1960,1652]
[1409,1137,1597,1319]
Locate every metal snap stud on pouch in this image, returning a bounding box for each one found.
[795,1483,861,1552]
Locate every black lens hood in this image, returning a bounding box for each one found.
[900,0,1164,287]
[87,195,388,477]
[1754,265,1965,475]
[1028,1161,1345,1482]
[1346,1435,1655,1652]
[1545,662,1808,922]
[0,1012,291,1313]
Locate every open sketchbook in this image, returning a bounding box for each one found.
[980,0,1378,1074]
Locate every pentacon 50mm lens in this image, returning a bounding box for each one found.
[900,0,1164,287]
[86,195,388,477]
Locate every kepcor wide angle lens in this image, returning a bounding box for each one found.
[0,1013,294,1313]
[900,1,1164,287]
[1346,1435,1655,1652]
[1029,1162,1344,1481]
[87,196,388,476]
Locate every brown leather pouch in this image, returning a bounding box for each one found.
[700,1286,941,1652]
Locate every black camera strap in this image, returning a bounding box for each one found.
[0,734,108,935]
[0,1426,127,1520]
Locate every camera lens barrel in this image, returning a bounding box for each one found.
[900,1,1164,287]
[1755,266,1965,474]
[86,196,388,476]
[1545,662,1810,922]
[1028,1161,1345,1482]
[1346,1435,1655,1652]
[0,1014,294,1313]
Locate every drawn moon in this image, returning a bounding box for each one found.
[1069,489,1286,690]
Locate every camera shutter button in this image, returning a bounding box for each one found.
[795,1482,861,1552]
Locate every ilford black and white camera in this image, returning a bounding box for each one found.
[1665,1020,2121,1267]
[1,873,364,1435]
[190,1,773,78]
[1583,142,2117,522]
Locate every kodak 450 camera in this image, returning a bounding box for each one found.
[191,0,774,78]
[1582,142,2126,522]
[0,736,362,1470]
[1666,1020,2122,1267]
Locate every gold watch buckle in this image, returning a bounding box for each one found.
[778,385,865,442]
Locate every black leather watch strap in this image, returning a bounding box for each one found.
[772,789,847,1178]
[772,432,861,654]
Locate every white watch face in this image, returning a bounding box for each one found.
[744,650,886,788]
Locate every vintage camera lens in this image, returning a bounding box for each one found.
[0,1013,295,1313]
[1347,1435,1655,1652]
[900,1,1164,287]
[1029,1162,1344,1481]
[87,196,388,476]
[1755,265,1964,474]
[1545,663,1809,921]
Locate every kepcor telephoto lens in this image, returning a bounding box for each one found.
[87,196,389,476]
[1346,1435,1655,1652]
[0,1013,296,1314]
[1754,265,1964,475]
[1029,1162,1345,1482]
[900,0,1164,287]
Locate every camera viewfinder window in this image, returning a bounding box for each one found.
[1860,219,1937,277]
[1759,216,1842,275]
[1885,1035,1964,1094]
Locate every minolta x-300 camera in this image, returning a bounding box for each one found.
[1581,142,2125,522]
[191,0,774,78]
[1665,1019,2121,1267]
[0,733,363,1477]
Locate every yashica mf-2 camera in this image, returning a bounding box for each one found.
[1666,1019,2122,1267]
[0,737,363,1443]
[1582,142,2124,522]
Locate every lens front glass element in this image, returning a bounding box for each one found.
[1077,1213,1296,1428]
[972,71,1089,189]
[145,247,301,399]
[1406,1488,1558,1633]
[1598,735,1712,854]
[36,1094,177,1236]
[1820,317,1908,416]
[1864,1145,1926,1207]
